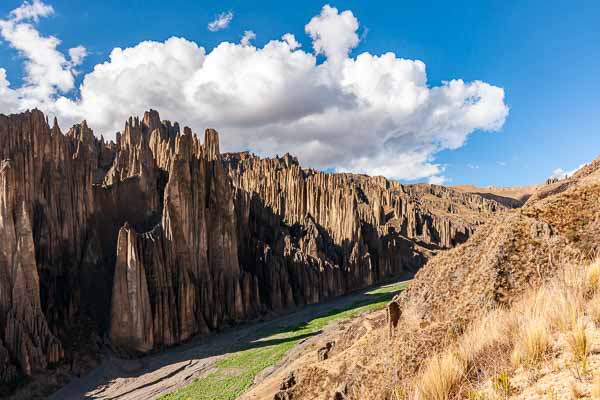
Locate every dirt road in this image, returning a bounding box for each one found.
[49,280,407,400]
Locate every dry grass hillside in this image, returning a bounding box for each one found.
[415,259,600,399]
[265,156,600,400]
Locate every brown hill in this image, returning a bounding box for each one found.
[0,109,504,396]
[269,156,600,399]
[452,184,540,208]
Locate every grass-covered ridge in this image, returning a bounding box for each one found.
[415,259,600,399]
[161,280,409,400]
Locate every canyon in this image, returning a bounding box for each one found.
[268,149,600,399]
[0,109,506,396]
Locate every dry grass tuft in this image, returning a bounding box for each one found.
[416,351,466,400]
[416,309,515,399]
[567,321,590,363]
[585,259,600,296]
[412,258,600,397]
[544,273,584,333]
[589,294,600,327]
[511,316,551,368]
[457,308,513,365]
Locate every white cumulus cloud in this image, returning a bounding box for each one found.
[0,0,85,105]
[428,175,447,185]
[208,11,233,32]
[281,33,300,50]
[550,168,568,179]
[0,2,509,182]
[550,164,586,180]
[305,4,359,74]
[9,0,53,22]
[68,45,87,67]
[240,30,256,46]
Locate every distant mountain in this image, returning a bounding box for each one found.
[452,183,541,208]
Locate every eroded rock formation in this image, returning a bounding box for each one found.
[225,151,502,308]
[0,109,504,390]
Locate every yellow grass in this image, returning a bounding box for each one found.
[567,321,590,363]
[589,294,600,326]
[511,316,551,368]
[417,351,466,400]
[416,309,516,399]
[543,275,584,332]
[413,258,600,398]
[585,259,600,296]
[458,308,512,362]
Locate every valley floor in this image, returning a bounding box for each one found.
[46,280,409,400]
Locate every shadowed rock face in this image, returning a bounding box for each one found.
[0,109,504,387]
[0,111,97,384]
[224,152,503,311]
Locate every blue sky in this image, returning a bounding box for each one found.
[0,0,598,187]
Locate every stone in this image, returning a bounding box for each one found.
[274,390,293,400]
[387,301,401,337]
[318,341,335,361]
[279,371,296,390]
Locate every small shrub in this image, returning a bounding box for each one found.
[565,228,580,242]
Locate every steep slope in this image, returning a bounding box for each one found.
[269,156,600,399]
[0,109,504,396]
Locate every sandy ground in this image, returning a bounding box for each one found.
[49,280,405,400]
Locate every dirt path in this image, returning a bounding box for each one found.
[49,280,407,400]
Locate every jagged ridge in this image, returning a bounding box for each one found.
[0,109,505,390]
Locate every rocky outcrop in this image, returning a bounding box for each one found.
[0,109,505,390]
[225,153,500,250]
[0,161,63,382]
[109,224,154,354]
[224,152,502,309]
[109,125,246,351]
[0,111,98,386]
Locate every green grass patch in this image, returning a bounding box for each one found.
[161,280,409,400]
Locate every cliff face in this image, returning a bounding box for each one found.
[0,111,99,383]
[108,124,246,353]
[225,152,501,309]
[0,109,504,388]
